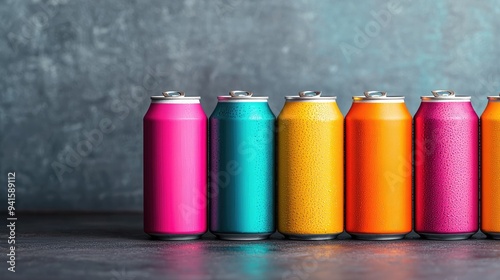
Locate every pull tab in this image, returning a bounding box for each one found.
[364,91,387,98]
[431,90,455,97]
[162,91,185,97]
[299,91,321,97]
[229,90,253,97]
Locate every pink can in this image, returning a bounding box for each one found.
[414,90,479,240]
[143,91,207,240]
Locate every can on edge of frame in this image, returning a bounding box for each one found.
[277,91,344,240]
[414,90,479,241]
[481,93,500,240]
[345,91,412,241]
[143,91,208,240]
[209,90,275,241]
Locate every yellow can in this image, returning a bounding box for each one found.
[481,93,500,239]
[277,91,344,240]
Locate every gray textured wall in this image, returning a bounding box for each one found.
[1,0,499,211]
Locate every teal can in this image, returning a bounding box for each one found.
[209,90,275,240]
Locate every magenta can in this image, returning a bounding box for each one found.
[143,91,207,240]
[414,90,479,240]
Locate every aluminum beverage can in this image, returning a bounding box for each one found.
[481,93,500,240]
[209,91,275,240]
[415,90,479,240]
[345,91,412,240]
[143,91,207,240]
[277,91,344,240]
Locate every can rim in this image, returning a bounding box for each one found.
[353,91,405,101]
[151,96,201,104]
[352,96,405,101]
[487,95,500,101]
[151,98,201,104]
[421,89,471,101]
[284,90,337,101]
[217,90,269,102]
[421,95,471,101]
[217,96,269,101]
[151,95,201,100]
[285,96,337,101]
[151,91,201,102]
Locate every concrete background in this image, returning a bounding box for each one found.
[1,0,499,211]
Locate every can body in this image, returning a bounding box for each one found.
[345,95,412,240]
[415,99,479,240]
[209,97,275,240]
[143,98,207,240]
[481,100,500,239]
[277,97,344,240]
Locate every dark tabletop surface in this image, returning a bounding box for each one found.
[1,213,500,280]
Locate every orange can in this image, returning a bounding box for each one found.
[277,91,344,240]
[481,93,500,240]
[345,91,412,240]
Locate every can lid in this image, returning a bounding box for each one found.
[217,90,269,102]
[421,90,471,101]
[285,91,337,101]
[353,91,405,102]
[487,93,500,101]
[151,91,201,103]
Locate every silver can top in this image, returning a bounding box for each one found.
[151,91,201,103]
[353,91,405,102]
[217,90,269,102]
[421,90,471,101]
[285,91,337,101]
[487,93,500,101]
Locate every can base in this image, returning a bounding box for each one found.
[284,233,339,241]
[215,233,272,241]
[148,234,202,241]
[418,232,475,241]
[483,232,500,240]
[349,233,407,241]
